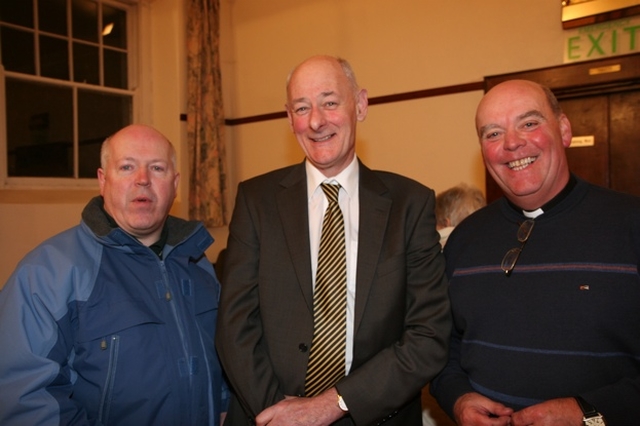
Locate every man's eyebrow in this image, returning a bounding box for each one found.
[116,157,168,164]
[517,110,545,121]
[478,123,499,137]
[291,91,337,105]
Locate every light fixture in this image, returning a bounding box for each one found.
[102,23,114,36]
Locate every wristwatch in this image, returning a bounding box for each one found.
[574,396,606,426]
[337,394,349,412]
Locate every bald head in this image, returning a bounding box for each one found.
[101,124,177,172]
[476,80,563,137]
[286,55,360,102]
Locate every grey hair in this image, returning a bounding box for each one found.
[335,57,359,92]
[435,183,486,228]
[100,135,114,170]
[540,84,563,117]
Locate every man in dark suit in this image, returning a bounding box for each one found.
[216,55,451,426]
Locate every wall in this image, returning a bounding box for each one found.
[0,0,568,285]
[220,0,565,199]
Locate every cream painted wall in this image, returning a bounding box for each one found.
[221,0,565,197]
[0,0,569,285]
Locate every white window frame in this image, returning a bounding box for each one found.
[0,0,144,190]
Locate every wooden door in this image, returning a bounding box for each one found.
[561,95,610,189]
[610,90,640,197]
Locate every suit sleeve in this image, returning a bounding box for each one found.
[336,187,452,425]
[215,184,284,418]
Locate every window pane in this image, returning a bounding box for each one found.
[104,48,127,89]
[102,4,126,49]
[0,0,33,27]
[6,79,73,177]
[40,35,69,80]
[1,27,35,74]
[73,42,99,84]
[72,0,97,43]
[2,1,133,184]
[38,0,67,36]
[78,90,132,178]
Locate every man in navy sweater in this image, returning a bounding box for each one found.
[431,80,640,426]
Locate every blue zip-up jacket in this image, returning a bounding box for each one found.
[0,196,229,425]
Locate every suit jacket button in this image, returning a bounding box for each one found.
[298,343,308,352]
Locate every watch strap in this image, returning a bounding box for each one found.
[574,396,598,417]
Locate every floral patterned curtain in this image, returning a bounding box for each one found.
[186,0,228,227]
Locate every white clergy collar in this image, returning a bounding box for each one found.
[523,208,544,219]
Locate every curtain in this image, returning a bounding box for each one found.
[186,0,228,227]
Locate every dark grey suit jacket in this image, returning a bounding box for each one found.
[216,160,451,426]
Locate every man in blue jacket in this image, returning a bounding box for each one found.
[0,124,228,425]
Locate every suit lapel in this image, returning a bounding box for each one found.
[354,163,392,332]
[275,161,393,323]
[276,163,315,313]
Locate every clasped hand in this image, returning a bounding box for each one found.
[255,388,345,426]
[454,392,584,426]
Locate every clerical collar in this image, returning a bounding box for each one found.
[99,198,168,258]
[508,174,577,218]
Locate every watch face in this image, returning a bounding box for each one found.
[337,396,348,412]
[584,416,606,426]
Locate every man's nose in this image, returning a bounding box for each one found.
[504,130,526,151]
[309,107,326,131]
[135,168,150,185]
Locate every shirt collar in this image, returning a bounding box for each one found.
[305,155,359,200]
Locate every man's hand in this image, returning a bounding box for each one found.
[511,397,583,426]
[255,387,346,426]
[453,392,513,426]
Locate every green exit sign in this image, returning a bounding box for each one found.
[564,16,640,62]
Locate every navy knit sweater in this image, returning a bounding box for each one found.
[431,177,640,425]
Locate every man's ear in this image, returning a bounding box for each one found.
[97,168,106,196]
[559,114,573,148]
[173,172,180,194]
[356,89,368,122]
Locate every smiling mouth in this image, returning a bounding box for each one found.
[311,134,335,143]
[508,156,537,171]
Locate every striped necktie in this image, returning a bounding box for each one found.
[304,183,347,397]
